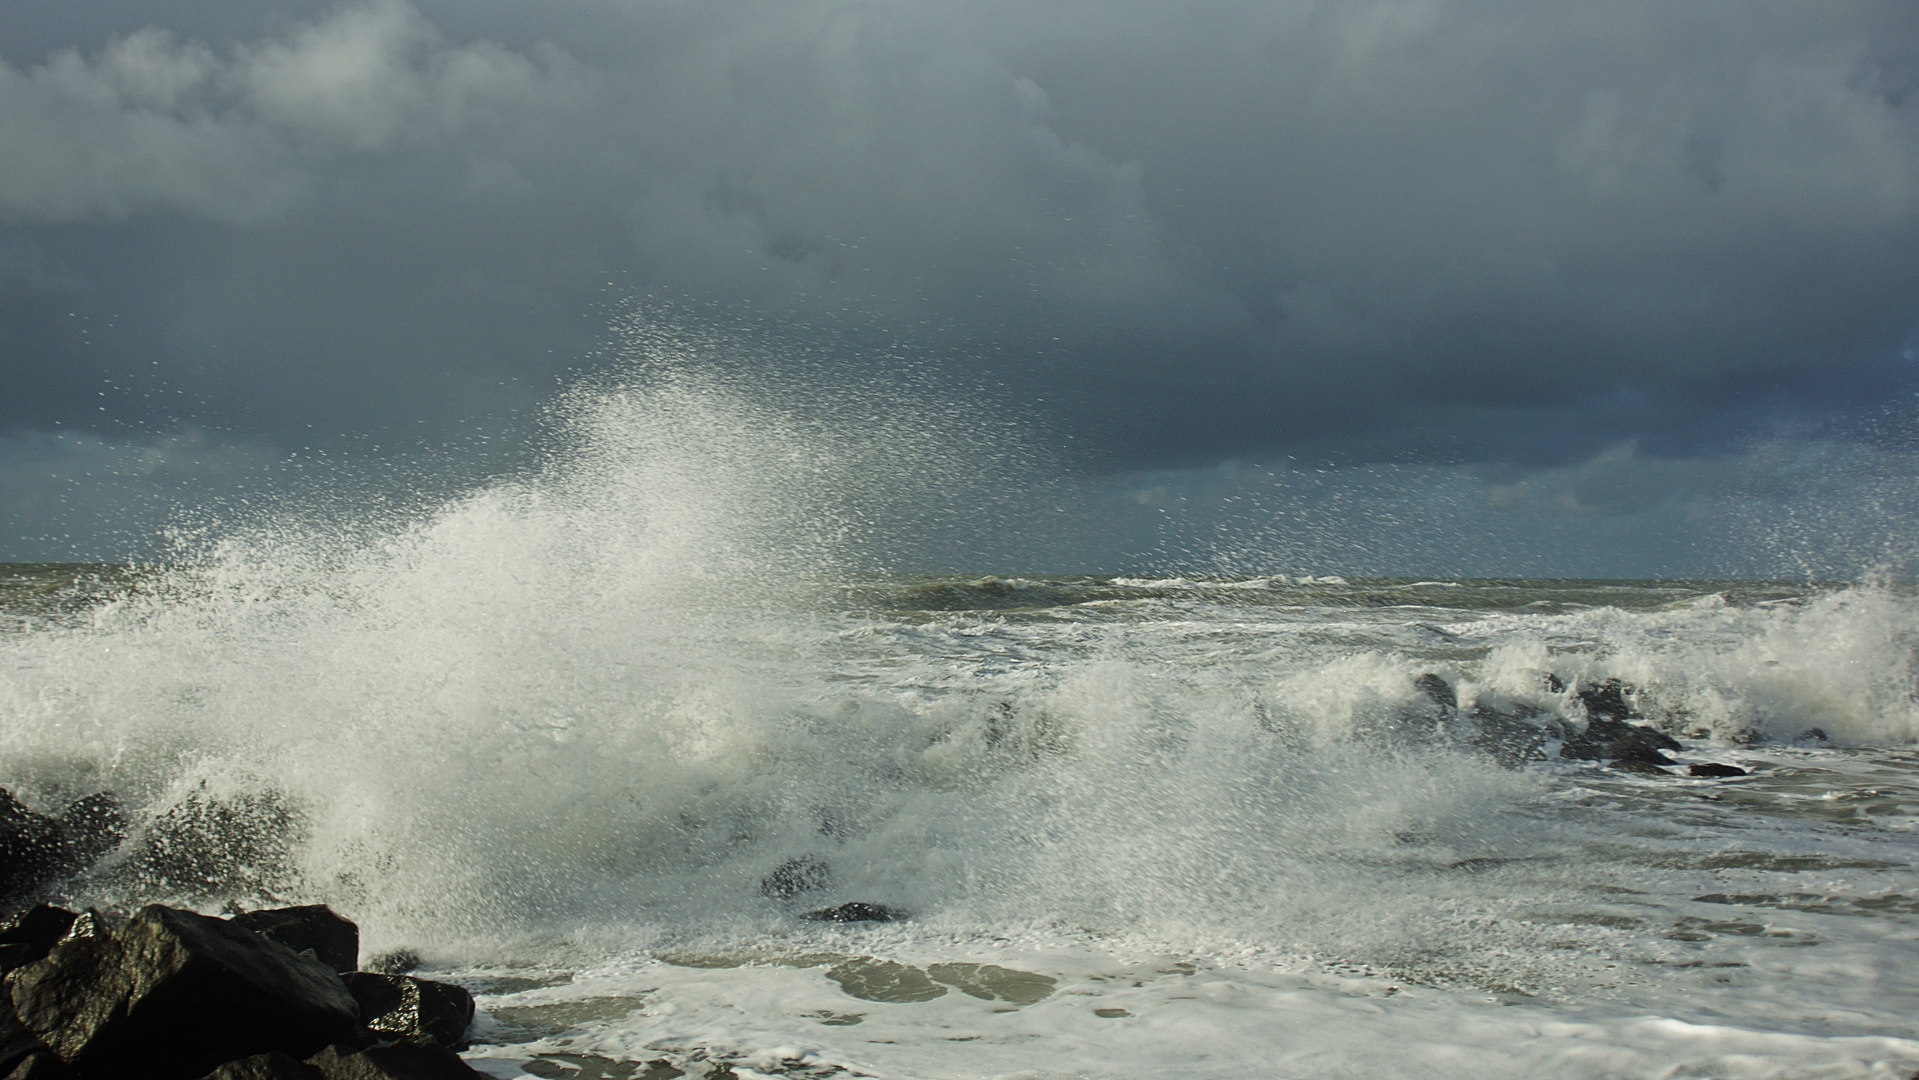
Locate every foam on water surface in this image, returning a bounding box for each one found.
[4,372,1919,1077]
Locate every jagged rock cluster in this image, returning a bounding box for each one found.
[1411,674,1748,776]
[0,901,477,1080]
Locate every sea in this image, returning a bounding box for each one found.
[4,380,1919,1080]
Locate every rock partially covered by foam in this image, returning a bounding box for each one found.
[1536,678,1685,765]
[801,902,909,923]
[1561,715,1681,765]
[1409,674,1550,765]
[7,904,359,1080]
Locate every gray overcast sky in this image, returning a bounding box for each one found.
[3,0,1918,575]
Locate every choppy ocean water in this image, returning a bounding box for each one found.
[4,378,1918,1079]
[6,559,1919,1080]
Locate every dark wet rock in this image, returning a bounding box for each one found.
[366,950,421,976]
[1467,704,1550,765]
[1608,759,1672,776]
[200,1052,326,1080]
[1413,673,1457,710]
[1561,716,1681,765]
[0,908,77,975]
[1544,673,1567,694]
[1,1050,63,1080]
[800,902,908,923]
[340,974,473,1048]
[1795,727,1830,743]
[230,907,359,975]
[0,792,73,901]
[1688,763,1749,778]
[6,903,358,1080]
[1577,678,1639,721]
[130,790,302,895]
[306,1040,484,1080]
[1403,675,1553,766]
[761,856,832,900]
[57,795,127,868]
[1,994,55,1080]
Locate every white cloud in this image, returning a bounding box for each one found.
[0,0,577,223]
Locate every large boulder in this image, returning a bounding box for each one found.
[305,1041,483,1080]
[338,975,473,1048]
[6,904,358,1080]
[229,908,359,975]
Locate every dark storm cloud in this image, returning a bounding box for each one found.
[2,0,1918,568]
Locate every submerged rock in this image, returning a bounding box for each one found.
[7,904,358,1080]
[231,907,359,975]
[800,902,908,923]
[761,855,832,900]
[824,959,946,1003]
[1608,759,1672,776]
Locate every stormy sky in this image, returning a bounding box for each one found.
[3,0,1918,575]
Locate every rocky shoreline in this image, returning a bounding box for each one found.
[0,669,1758,1080]
[1,901,477,1080]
